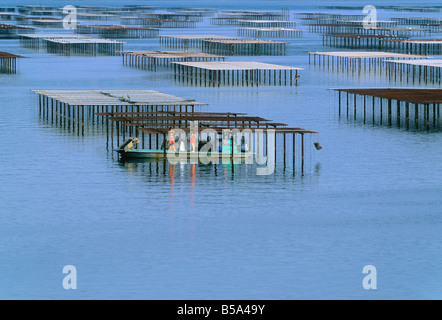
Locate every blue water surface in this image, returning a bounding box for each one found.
[0,0,441,299]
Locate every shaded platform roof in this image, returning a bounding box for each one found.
[333,88,442,104]
[159,34,237,40]
[137,127,316,135]
[0,51,23,58]
[307,51,426,59]
[19,34,91,39]
[32,90,207,106]
[171,61,302,71]
[0,23,33,30]
[44,38,124,44]
[323,34,407,39]
[239,27,303,32]
[79,25,158,31]
[96,111,247,117]
[202,39,287,45]
[120,50,226,59]
[402,39,442,44]
[384,59,442,67]
[98,111,317,134]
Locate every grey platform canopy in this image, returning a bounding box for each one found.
[172,61,302,86]
[33,89,208,136]
[32,89,207,107]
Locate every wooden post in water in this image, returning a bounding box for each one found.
[301,133,304,174]
[82,106,85,135]
[338,91,341,116]
[354,94,357,121]
[380,98,383,125]
[292,133,295,172]
[231,135,234,172]
[388,99,392,126]
[415,103,419,129]
[426,104,430,130]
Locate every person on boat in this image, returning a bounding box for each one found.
[168,127,176,152]
[222,139,231,153]
[190,131,197,152]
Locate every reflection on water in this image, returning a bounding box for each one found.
[315,162,321,176]
[118,157,317,183]
[190,163,196,208]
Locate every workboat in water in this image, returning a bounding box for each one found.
[115,137,253,160]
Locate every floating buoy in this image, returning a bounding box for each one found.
[314,133,322,150]
[314,142,322,150]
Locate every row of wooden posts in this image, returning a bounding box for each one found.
[237,28,303,38]
[381,40,442,55]
[76,25,160,39]
[0,56,19,73]
[202,40,287,56]
[337,91,441,131]
[322,34,409,49]
[173,64,299,87]
[122,53,225,71]
[385,62,442,84]
[45,40,124,56]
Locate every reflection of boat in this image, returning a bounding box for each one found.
[115,138,253,160]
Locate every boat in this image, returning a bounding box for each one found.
[115,137,254,160]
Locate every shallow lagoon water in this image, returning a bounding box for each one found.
[0,0,442,299]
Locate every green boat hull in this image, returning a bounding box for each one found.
[116,149,253,159]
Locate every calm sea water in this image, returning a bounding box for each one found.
[0,0,442,299]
